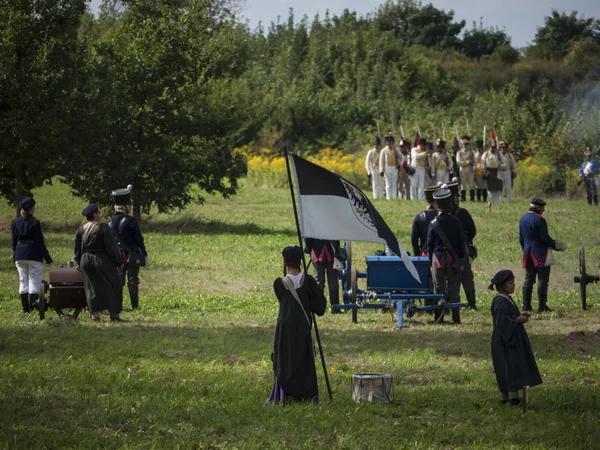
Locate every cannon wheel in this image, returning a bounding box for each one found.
[345,241,353,292]
[580,246,587,310]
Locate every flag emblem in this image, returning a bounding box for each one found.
[341,179,377,232]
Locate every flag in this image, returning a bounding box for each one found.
[289,154,420,282]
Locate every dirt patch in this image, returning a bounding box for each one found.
[224,355,247,365]
[559,375,575,383]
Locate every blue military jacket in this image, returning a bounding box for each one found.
[426,213,466,268]
[109,214,146,255]
[11,216,52,262]
[579,160,599,178]
[411,209,437,256]
[518,211,555,267]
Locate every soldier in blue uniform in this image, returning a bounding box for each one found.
[410,185,440,256]
[109,185,147,310]
[518,198,566,312]
[446,178,478,310]
[579,147,599,206]
[11,197,53,313]
[426,188,466,324]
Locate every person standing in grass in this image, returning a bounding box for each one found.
[579,147,599,206]
[11,197,53,313]
[305,238,341,313]
[365,136,383,199]
[267,246,327,405]
[75,204,124,322]
[490,270,542,406]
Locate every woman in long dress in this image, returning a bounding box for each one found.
[74,204,124,322]
[489,270,542,406]
[267,246,326,404]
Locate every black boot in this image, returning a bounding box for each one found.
[476,189,481,201]
[482,190,488,202]
[537,284,552,312]
[522,285,533,312]
[20,293,30,313]
[29,293,39,311]
[129,291,139,310]
[329,290,340,313]
[466,291,477,310]
[460,190,466,202]
[469,189,475,202]
[594,195,599,206]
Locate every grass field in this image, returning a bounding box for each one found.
[0,180,599,449]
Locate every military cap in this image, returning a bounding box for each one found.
[282,246,303,266]
[427,142,434,150]
[475,140,484,149]
[488,269,515,290]
[424,185,441,203]
[432,188,452,200]
[384,134,395,143]
[373,136,381,145]
[530,197,547,207]
[433,188,453,211]
[19,197,36,210]
[451,138,460,149]
[418,137,427,145]
[436,139,446,149]
[445,178,460,197]
[461,135,471,144]
[400,139,410,147]
[82,203,99,217]
[112,184,133,206]
[584,147,593,156]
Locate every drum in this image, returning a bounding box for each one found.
[351,373,393,403]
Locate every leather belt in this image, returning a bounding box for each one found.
[17,240,34,244]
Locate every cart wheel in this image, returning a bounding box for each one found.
[579,246,587,310]
[345,241,353,292]
[38,295,46,320]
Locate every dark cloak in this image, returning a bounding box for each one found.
[74,222,123,314]
[491,294,542,393]
[486,168,503,192]
[272,274,326,402]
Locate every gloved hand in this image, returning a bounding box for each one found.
[554,240,567,251]
[46,257,53,265]
[380,172,384,177]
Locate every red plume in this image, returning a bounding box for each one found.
[413,131,420,148]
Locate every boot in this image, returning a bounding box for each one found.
[460,190,466,202]
[451,307,461,324]
[476,189,481,201]
[90,311,101,322]
[20,293,30,313]
[594,195,599,206]
[29,293,39,311]
[110,314,127,322]
[129,291,139,310]
[522,285,533,312]
[469,189,475,202]
[466,291,477,310]
[482,190,488,202]
[329,290,341,314]
[537,284,552,313]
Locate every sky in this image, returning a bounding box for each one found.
[89,0,600,48]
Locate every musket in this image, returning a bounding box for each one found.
[376,109,382,139]
[416,123,422,138]
[454,124,460,140]
[442,121,447,140]
[391,110,396,136]
[466,119,471,136]
[400,125,405,140]
[483,125,487,145]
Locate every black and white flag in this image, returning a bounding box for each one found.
[290,154,419,282]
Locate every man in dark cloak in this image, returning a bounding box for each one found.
[490,270,542,406]
[74,204,124,322]
[267,246,327,405]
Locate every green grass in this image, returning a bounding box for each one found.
[0,180,599,449]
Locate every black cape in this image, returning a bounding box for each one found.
[74,222,123,314]
[272,274,326,402]
[491,294,542,393]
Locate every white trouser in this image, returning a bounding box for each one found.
[488,190,503,203]
[371,170,383,199]
[459,167,475,191]
[502,171,513,202]
[436,170,450,185]
[410,166,425,200]
[384,167,398,200]
[15,260,43,294]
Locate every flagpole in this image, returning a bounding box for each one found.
[283,145,333,402]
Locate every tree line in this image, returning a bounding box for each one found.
[2,0,600,214]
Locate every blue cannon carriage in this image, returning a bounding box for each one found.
[333,242,467,327]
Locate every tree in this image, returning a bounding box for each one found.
[533,10,600,59]
[61,0,248,219]
[461,23,514,60]
[0,0,87,210]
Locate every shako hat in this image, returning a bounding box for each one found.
[424,185,441,203]
[373,136,381,146]
[461,135,471,144]
[489,129,497,148]
[112,184,133,206]
[436,138,446,149]
[451,137,460,149]
[475,140,484,149]
[584,147,593,156]
[445,177,460,197]
[282,246,303,267]
[433,187,453,212]
[488,269,515,290]
[19,197,36,210]
[82,203,99,217]
[530,197,547,207]
[384,134,395,143]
